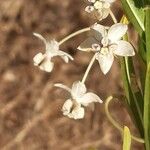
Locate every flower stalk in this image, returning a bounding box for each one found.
[105,96,145,144]
[81,54,97,83]
[58,27,90,45]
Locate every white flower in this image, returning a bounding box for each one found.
[85,0,115,20]
[54,81,102,119]
[33,33,73,72]
[78,23,135,74]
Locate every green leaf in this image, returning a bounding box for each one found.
[121,0,145,36]
[123,126,132,150]
[120,57,144,136]
[119,27,144,136]
[145,9,150,62]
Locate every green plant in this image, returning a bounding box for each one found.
[33,0,150,149]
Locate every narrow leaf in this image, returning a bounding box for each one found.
[145,9,150,62]
[123,126,132,150]
[121,0,145,36]
[120,57,144,136]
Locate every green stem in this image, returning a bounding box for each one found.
[144,7,150,150]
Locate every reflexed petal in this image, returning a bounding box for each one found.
[96,53,114,74]
[108,23,128,43]
[62,99,73,116]
[101,8,110,19]
[33,53,45,66]
[46,40,59,54]
[33,33,47,45]
[57,50,74,63]
[78,92,103,106]
[54,83,71,93]
[39,59,54,72]
[61,55,69,63]
[77,37,99,51]
[91,23,106,41]
[113,40,135,56]
[69,106,85,119]
[71,81,87,99]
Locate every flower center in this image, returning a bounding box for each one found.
[100,47,109,55]
[101,37,109,47]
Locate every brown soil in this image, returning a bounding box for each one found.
[0,0,144,149]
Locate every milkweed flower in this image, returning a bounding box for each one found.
[78,23,135,74]
[33,33,73,72]
[85,0,115,20]
[54,81,102,119]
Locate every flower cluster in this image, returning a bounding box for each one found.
[33,33,73,72]
[85,0,115,20]
[78,23,135,74]
[33,0,135,119]
[55,81,102,119]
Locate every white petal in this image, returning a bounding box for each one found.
[54,83,71,93]
[62,99,73,116]
[77,37,99,52]
[94,1,103,9]
[39,59,54,72]
[88,0,96,3]
[113,40,135,56]
[105,0,115,3]
[91,23,106,41]
[33,53,45,66]
[96,52,114,74]
[46,40,59,55]
[78,92,103,106]
[71,81,87,99]
[108,23,128,43]
[33,33,47,45]
[100,8,110,19]
[69,106,85,119]
[57,50,74,63]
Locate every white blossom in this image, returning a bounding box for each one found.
[54,81,102,119]
[85,0,115,20]
[33,33,73,72]
[78,23,135,74]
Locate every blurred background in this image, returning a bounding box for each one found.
[0,0,144,149]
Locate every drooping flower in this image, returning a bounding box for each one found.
[78,23,135,74]
[33,33,73,72]
[54,81,102,119]
[85,0,115,20]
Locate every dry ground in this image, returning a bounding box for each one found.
[0,0,144,149]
